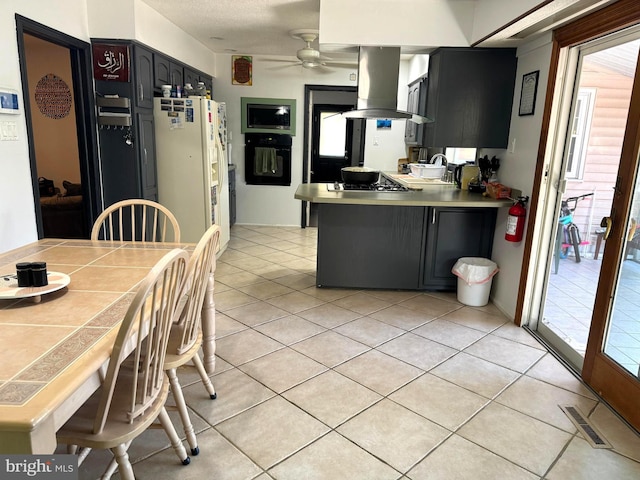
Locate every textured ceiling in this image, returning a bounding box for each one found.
[141,0,325,57]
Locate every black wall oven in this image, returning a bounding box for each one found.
[244,133,292,186]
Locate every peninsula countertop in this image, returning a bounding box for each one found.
[295,176,515,208]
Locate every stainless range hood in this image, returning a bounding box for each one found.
[343,46,432,124]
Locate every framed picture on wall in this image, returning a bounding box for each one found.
[92,44,130,82]
[232,56,253,86]
[519,70,539,116]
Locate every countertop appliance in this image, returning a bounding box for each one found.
[153,97,230,248]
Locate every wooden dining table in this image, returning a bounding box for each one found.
[0,238,217,454]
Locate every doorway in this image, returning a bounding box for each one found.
[301,85,365,227]
[528,2,640,430]
[15,15,100,238]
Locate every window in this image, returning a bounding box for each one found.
[319,112,347,157]
[566,88,596,179]
[445,147,477,164]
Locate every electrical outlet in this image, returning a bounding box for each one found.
[0,121,18,141]
[509,138,516,154]
[373,137,379,146]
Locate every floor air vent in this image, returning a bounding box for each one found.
[560,405,612,448]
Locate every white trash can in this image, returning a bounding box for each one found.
[452,257,499,306]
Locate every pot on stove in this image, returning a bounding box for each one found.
[341,166,379,185]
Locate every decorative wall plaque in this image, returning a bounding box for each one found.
[34,74,72,119]
[232,55,252,86]
[93,44,130,82]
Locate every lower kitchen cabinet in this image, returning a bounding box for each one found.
[316,203,497,290]
[228,164,236,226]
[316,204,424,289]
[422,207,497,289]
[137,113,158,201]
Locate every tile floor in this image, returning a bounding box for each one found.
[77,225,640,479]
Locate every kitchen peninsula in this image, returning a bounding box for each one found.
[295,175,513,291]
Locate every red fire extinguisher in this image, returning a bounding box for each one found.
[505,196,529,242]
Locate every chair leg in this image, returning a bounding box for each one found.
[167,368,199,455]
[192,353,217,399]
[110,444,134,480]
[158,405,191,465]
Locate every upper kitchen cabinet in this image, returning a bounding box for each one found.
[134,45,154,109]
[404,76,427,145]
[153,54,184,89]
[184,67,200,88]
[421,47,517,149]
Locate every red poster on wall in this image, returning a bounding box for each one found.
[92,44,130,82]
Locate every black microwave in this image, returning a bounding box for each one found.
[241,97,296,136]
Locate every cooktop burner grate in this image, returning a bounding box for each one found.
[328,179,410,192]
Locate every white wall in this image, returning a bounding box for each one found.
[213,54,410,226]
[87,0,216,75]
[490,33,553,318]
[0,0,91,253]
[320,0,474,48]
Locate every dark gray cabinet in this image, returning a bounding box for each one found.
[420,48,517,148]
[315,203,497,290]
[134,45,154,109]
[184,67,199,87]
[153,54,171,88]
[404,78,423,145]
[317,204,424,289]
[170,63,184,89]
[422,207,496,289]
[228,165,236,226]
[137,113,158,201]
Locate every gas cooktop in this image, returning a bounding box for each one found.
[327,177,410,192]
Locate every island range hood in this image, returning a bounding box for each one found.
[343,46,432,124]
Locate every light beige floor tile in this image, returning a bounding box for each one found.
[215,262,244,276]
[457,402,572,476]
[369,304,434,330]
[282,370,382,427]
[398,294,462,318]
[214,289,259,311]
[408,434,538,480]
[213,280,233,293]
[238,348,327,393]
[337,399,450,473]
[390,374,489,430]
[525,354,597,398]
[464,334,546,373]
[215,329,284,366]
[183,368,275,425]
[266,291,326,313]
[131,428,262,480]
[334,317,405,347]
[496,375,598,432]
[291,331,370,367]
[335,349,423,395]
[412,319,487,350]
[215,396,329,469]
[364,289,421,304]
[546,436,640,479]
[377,333,457,371]
[269,431,400,480]
[175,354,231,387]
[272,273,317,290]
[589,403,640,462]
[216,270,265,288]
[430,352,520,399]
[438,307,508,333]
[251,264,299,280]
[333,292,396,315]
[296,303,362,328]
[299,286,359,302]
[237,280,295,300]
[215,312,249,338]
[254,315,326,345]
[254,474,274,480]
[491,322,547,350]
[224,301,290,327]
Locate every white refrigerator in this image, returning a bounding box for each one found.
[154,97,230,250]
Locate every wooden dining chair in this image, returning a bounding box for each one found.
[165,224,220,456]
[91,199,181,243]
[56,249,191,480]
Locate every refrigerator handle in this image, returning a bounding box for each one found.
[217,142,224,185]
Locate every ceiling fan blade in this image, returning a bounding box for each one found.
[261,58,300,64]
[323,62,358,69]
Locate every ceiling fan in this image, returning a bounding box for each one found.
[265,29,356,70]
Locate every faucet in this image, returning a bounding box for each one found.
[430,153,448,167]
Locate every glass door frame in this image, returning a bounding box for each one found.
[518,0,640,430]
